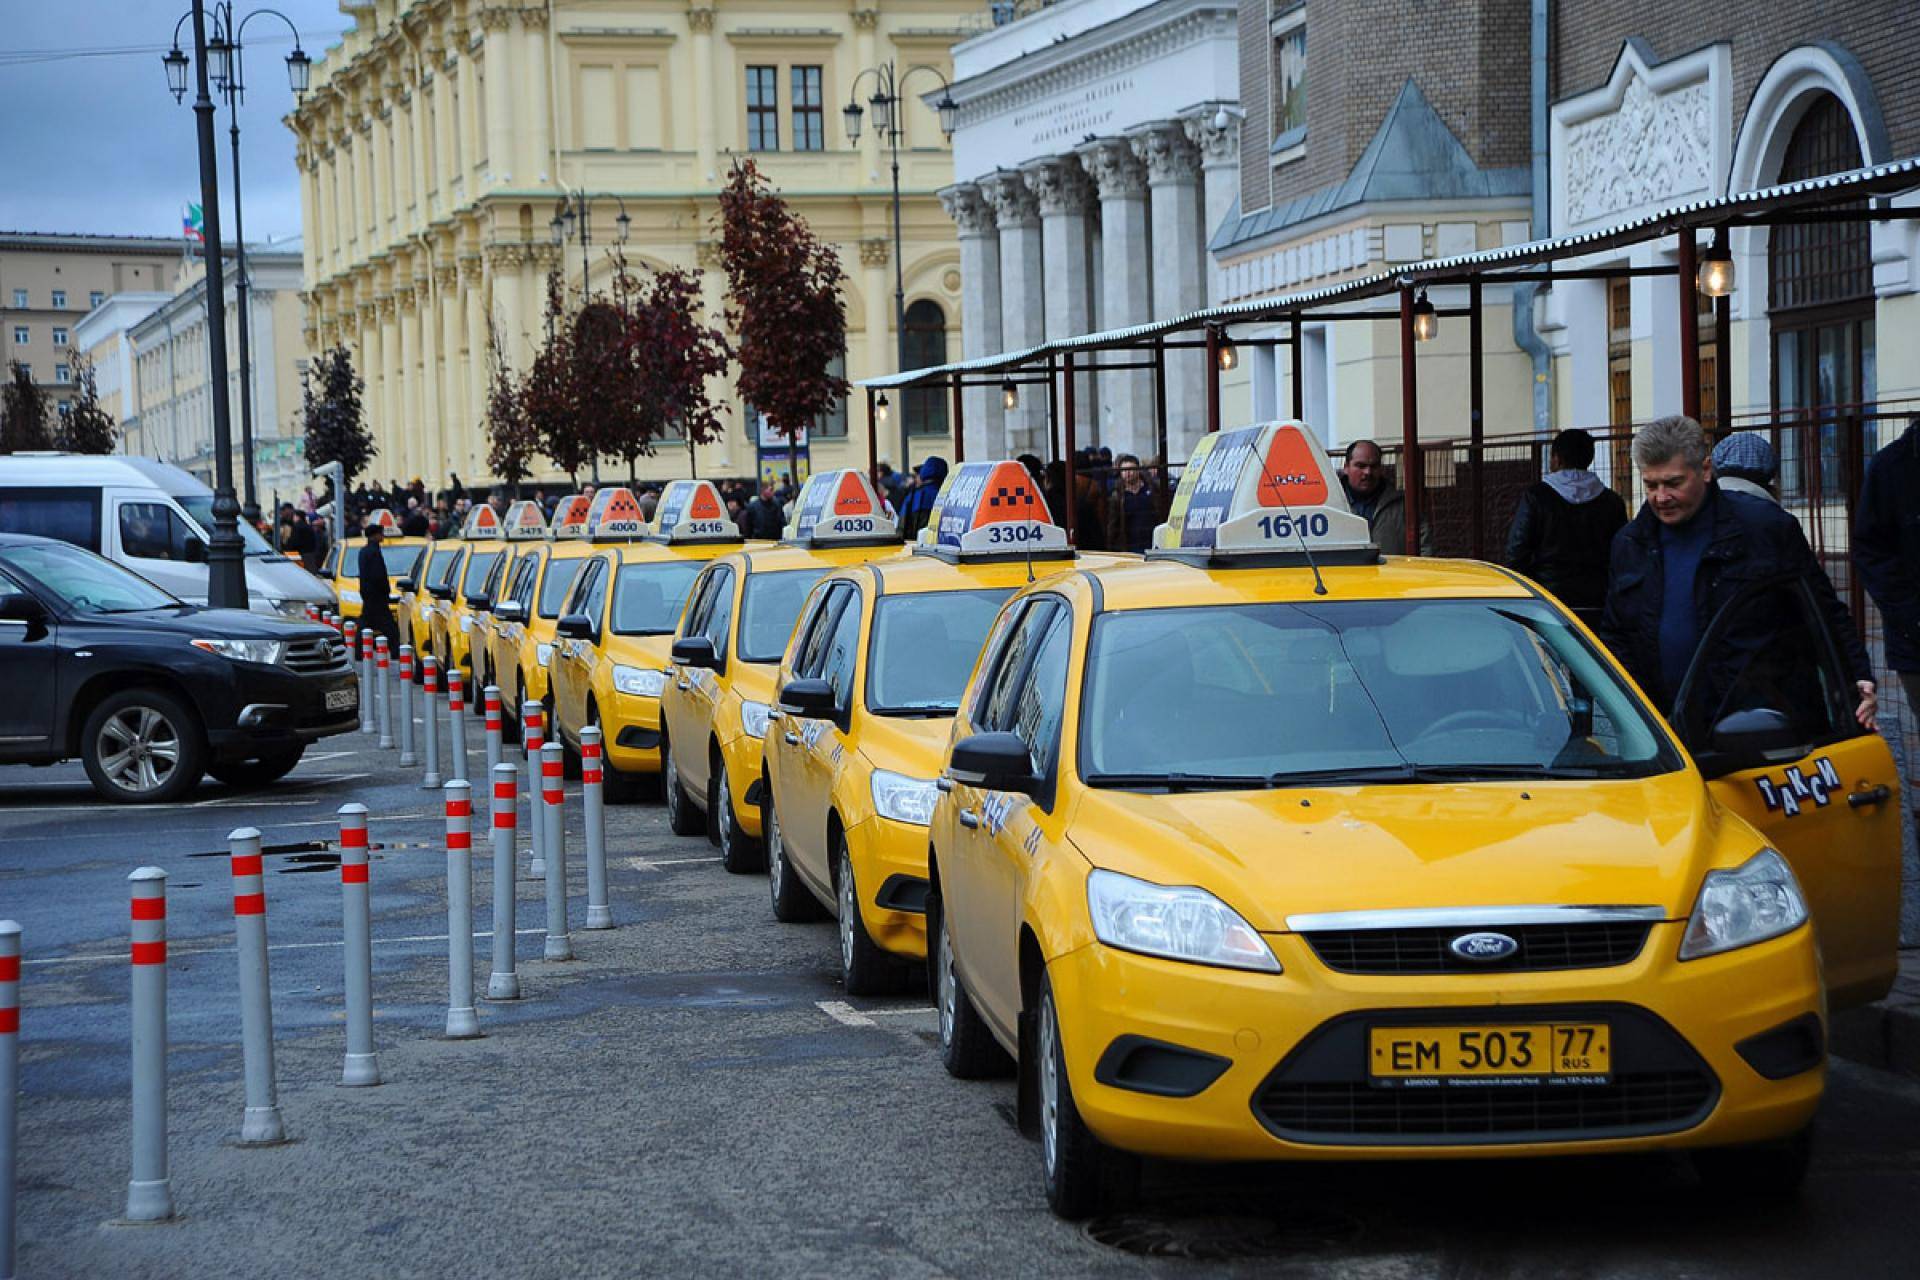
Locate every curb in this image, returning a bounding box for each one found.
[1831,1002,1920,1081]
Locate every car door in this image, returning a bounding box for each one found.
[784,582,857,886]
[0,566,58,749]
[767,582,834,873]
[1672,574,1902,1010]
[666,568,723,803]
[112,498,203,602]
[553,556,606,734]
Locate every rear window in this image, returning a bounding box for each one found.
[0,487,102,551]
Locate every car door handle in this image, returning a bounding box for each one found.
[675,678,691,691]
[1848,784,1892,809]
[783,732,800,746]
[958,809,982,830]
[766,708,784,722]
[936,776,953,793]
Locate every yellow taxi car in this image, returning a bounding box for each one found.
[320,507,427,622]
[471,499,559,724]
[926,420,1901,1218]
[762,460,1103,996]
[660,469,907,871]
[426,503,510,685]
[550,482,743,796]
[401,535,466,675]
[489,493,596,730]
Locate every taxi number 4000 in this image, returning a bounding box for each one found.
[1369,1022,1610,1087]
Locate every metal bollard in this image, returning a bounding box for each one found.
[487,762,521,1000]
[483,684,504,778]
[1,920,19,1275]
[541,742,573,960]
[362,632,377,734]
[420,657,444,789]
[228,829,285,1144]
[581,726,612,929]
[398,646,417,767]
[447,666,470,785]
[443,782,482,1038]
[376,636,395,749]
[305,603,319,623]
[337,805,381,1087]
[126,867,175,1222]
[522,701,547,880]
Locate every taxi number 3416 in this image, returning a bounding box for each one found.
[1369,1022,1610,1087]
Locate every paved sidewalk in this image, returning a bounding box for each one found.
[1832,949,1920,1080]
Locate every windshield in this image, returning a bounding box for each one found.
[1,541,180,613]
[538,557,585,618]
[174,494,274,555]
[867,589,1012,715]
[738,569,827,663]
[461,551,503,596]
[346,544,424,581]
[612,562,703,635]
[1081,599,1680,789]
[425,548,460,588]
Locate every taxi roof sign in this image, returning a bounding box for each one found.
[917,459,1068,559]
[361,508,402,536]
[650,479,742,545]
[460,502,503,540]
[585,486,649,540]
[503,499,548,541]
[1151,420,1378,563]
[785,469,901,545]
[549,493,593,540]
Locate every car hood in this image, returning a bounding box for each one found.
[853,712,953,780]
[245,555,331,604]
[78,605,334,644]
[1067,773,1723,932]
[730,660,779,708]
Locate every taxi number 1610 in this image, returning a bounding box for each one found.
[1256,513,1330,540]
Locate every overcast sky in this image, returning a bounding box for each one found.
[0,1,358,244]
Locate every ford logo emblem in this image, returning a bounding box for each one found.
[1449,931,1519,962]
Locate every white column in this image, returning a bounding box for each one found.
[1563,277,1612,439]
[380,294,402,476]
[1076,138,1154,460]
[520,8,552,185]
[480,8,515,184]
[462,255,489,477]
[438,264,464,482]
[1640,241,1683,418]
[1183,107,1242,306]
[1132,123,1206,456]
[689,8,717,182]
[980,172,1045,455]
[1021,155,1096,440]
[416,278,440,486]
[938,183,1003,457]
[399,285,421,483]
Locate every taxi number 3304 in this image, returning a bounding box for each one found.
[1256,513,1330,540]
[984,523,1046,544]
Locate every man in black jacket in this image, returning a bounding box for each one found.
[1855,417,1920,711]
[740,483,786,540]
[357,522,398,651]
[1597,415,1874,729]
[1504,428,1627,618]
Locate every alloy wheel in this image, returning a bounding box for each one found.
[1039,994,1061,1178]
[838,847,858,976]
[767,804,787,905]
[97,707,181,796]
[937,911,958,1047]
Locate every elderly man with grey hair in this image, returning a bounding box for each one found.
[1596,415,1874,729]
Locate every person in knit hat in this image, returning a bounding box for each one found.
[1710,430,1780,504]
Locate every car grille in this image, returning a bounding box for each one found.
[283,637,349,675]
[1302,922,1653,975]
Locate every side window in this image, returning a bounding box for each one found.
[118,502,193,561]
[795,583,851,678]
[1007,610,1073,780]
[565,558,603,617]
[580,558,612,626]
[704,567,737,661]
[680,569,718,640]
[980,600,1060,732]
[323,545,340,576]
[1675,578,1855,755]
[818,587,863,711]
[514,553,541,608]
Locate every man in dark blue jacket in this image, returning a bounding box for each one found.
[1597,416,1874,729]
[1855,417,1920,712]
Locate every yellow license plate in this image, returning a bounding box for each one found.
[1368,1023,1610,1087]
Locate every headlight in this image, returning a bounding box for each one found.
[613,665,667,698]
[191,637,285,665]
[338,589,363,606]
[536,642,554,668]
[739,700,772,740]
[871,768,938,825]
[1679,849,1808,960]
[270,597,310,618]
[459,615,473,633]
[1086,868,1280,972]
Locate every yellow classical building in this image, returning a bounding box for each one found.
[288,0,979,490]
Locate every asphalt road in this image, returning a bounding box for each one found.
[4,726,1920,1278]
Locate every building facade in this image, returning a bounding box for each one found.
[73,291,172,434]
[288,0,976,491]
[0,233,179,421]
[937,0,1240,462]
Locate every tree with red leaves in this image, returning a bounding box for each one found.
[617,255,731,478]
[483,318,538,494]
[520,271,591,484]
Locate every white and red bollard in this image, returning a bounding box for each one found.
[375,636,395,749]
[447,667,470,786]
[483,685,504,778]
[488,762,521,1000]
[398,646,417,767]
[229,828,285,1144]
[305,603,319,623]
[1,919,19,1273]
[443,782,482,1038]
[542,742,572,961]
[523,701,547,880]
[126,867,174,1222]
[581,726,611,930]
[420,657,444,789]
[338,805,380,1087]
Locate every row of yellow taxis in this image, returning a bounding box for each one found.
[344,425,1905,1220]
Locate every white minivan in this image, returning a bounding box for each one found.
[0,454,333,617]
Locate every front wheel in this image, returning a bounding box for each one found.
[81,688,206,804]
[662,735,704,836]
[715,758,764,874]
[932,890,1012,1080]
[1038,974,1139,1220]
[837,835,905,995]
[208,746,306,789]
[767,786,826,922]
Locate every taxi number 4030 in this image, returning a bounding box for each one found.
[1369,1022,1610,1087]
[1256,513,1330,539]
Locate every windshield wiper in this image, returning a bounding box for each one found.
[1085,771,1270,792]
[873,702,958,718]
[1263,764,1422,787]
[1403,762,1607,781]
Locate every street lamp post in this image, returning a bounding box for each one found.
[843,61,957,467]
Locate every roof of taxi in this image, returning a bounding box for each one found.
[699,543,910,577]
[853,546,1085,596]
[1081,554,1536,612]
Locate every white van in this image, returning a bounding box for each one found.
[0,454,333,617]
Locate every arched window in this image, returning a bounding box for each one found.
[901,299,948,438]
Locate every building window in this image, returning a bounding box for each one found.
[1269,4,1307,156]
[55,363,70,384]
[57,399,72,418]
[50,290,66,309]
[791,66,824,152]
[52,328,68,348]
[89,291,105,309]
[813,353,848,438]
[11,326,26,345]
[902,300,949,437]
[9,289,25,308]
[747,66,779,152]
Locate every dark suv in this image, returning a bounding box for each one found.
[0,533,359,802]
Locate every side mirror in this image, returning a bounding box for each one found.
[1698,707,1806,778]
[428,583,454,601]
[493,599,526,624]
[465,591,493,611]
[777,676,837,720]
[948,731,1039,795]
[672,635,718,670]
[556,613,596,641]
[0,592,46,624]
[396,576,417,593]
[183,539,208,564]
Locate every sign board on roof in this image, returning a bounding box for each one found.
[923,459,1068,556]
[786,469,900,544]
[1152,420,1374,557]
[651,479,741,544]
[503,499,548,541]
[586,486,648,540]
[362,508,402,536]
[549,494,593,540]
[460,503,503,540]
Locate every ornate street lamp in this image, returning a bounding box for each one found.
[1412,290,1439,343]
[1698,234,1735,299]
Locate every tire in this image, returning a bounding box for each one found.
[715,753,764,874]
[1038,973,1139,1220]
[81,687,207,804]
[767,784,827,922]
[662,735,705,836]
[932,888,1013,1079]
[836,833,905,995]
[1693,1126,1813,1203]
[208,746,306,789]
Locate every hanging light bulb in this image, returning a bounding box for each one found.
[1216,335,1239,372]
[876,393,891,424]
[1698,240,1735,298]
[1001,378,1018,411]
[1412,290,1439,343]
